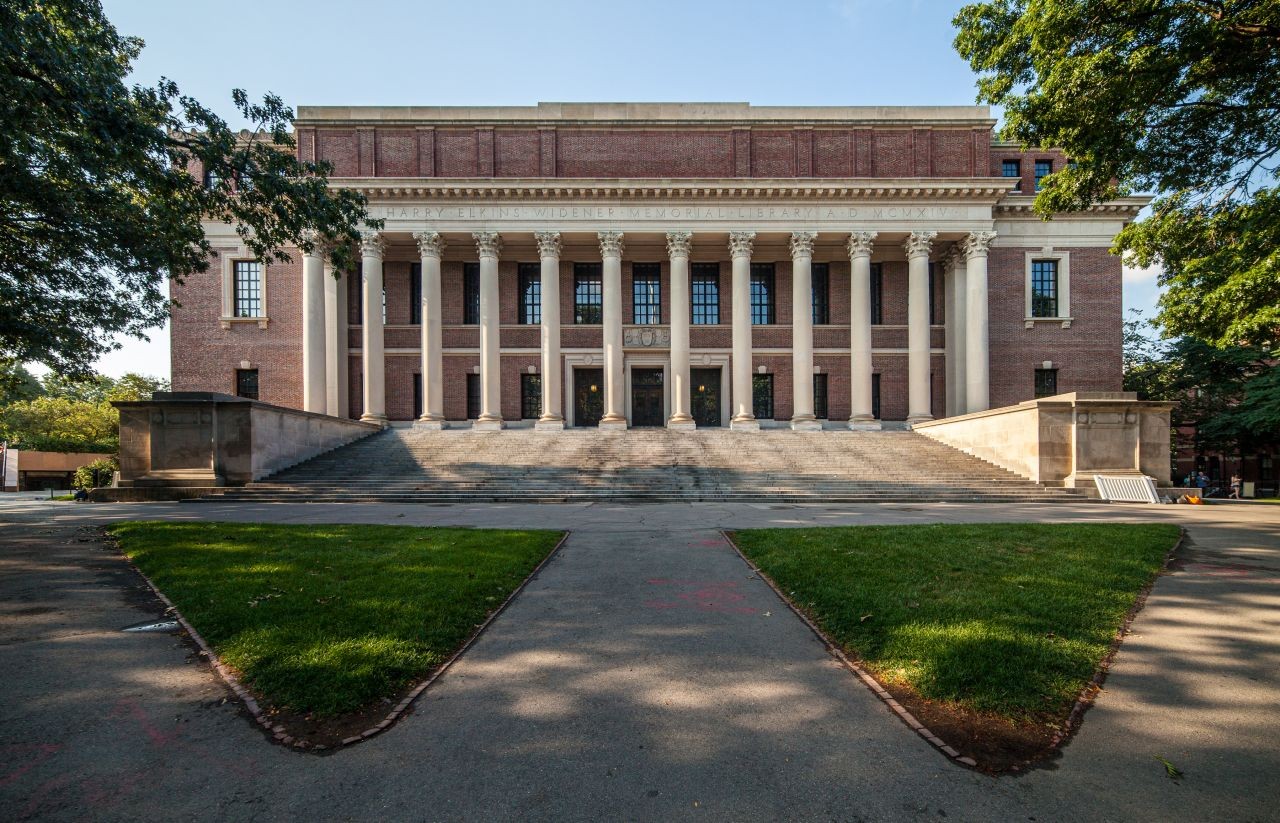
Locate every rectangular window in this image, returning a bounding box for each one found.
[870,263,883,325]
[1034,368,1059,398]
[465,373,481,419]
[752,374,774,420]
[574,263,603,324]
[518,263,541,325]
[463,263,480,325]
[632,263,661,325]
[691,263,719,325]
[812,263,830,325]
[750,263,775,324]
[412,373,422,419]
[1034,159,1052,191]
[410,263,421,325]
[813,373,828,419]
[872,373,881,419]
[1031,259,1059,317]
[1002,159,1021,191]
[235,368,258,400]
[520,373,542,419]
[233,261,262,318]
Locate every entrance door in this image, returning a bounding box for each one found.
[631,368,664,427]
[691,367,721,427]
[574,367,604,427]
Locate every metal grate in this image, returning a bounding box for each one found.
[1095,475,1160,504]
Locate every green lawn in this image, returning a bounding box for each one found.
[109,521,563,716]
[731,523,1179,723]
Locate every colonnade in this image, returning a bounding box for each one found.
[298,229,997,429]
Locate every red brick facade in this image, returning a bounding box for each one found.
[177,105,1131,426]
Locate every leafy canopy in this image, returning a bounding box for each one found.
[954,0,1280,347]
[0,371,167,452]
[1,0,379,378]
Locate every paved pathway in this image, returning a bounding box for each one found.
[1,497,1277,821]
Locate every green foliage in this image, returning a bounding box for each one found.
[954,1,1280,345]
[0,370,166,451]
[1,0,379,378]
[733,523,1178,722]
[1122,311,1278,454]
[73,455,117,488]
[0,360,42,406]
[109,522,563,716]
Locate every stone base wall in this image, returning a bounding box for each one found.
[115,393,379,487]
[913,392,1173,488]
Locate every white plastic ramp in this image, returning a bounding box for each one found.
[1094,474,1161,503]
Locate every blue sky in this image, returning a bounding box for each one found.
[91,0,1160,378]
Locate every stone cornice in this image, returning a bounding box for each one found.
[331,177,1018,203]
[993,196,1151,219]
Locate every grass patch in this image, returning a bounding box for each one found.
[732,523,1179,724]
[109,521,562,717]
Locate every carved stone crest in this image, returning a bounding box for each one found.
[597,231,624,257]
[534,231,561,258]
[789,231,817,258]
[728,231,756,258]
[846,231,877,258]
[665,231,693,258]
[624,327,671,348]
[902,231,937,260]
[413,231,446,259]
[472,231,502,258]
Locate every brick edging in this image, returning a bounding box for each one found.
[111,528,571,753]
[721,529,979,767]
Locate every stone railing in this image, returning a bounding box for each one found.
[114,392,380,487]
[912,392,1173,488]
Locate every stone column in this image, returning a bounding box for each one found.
[964,231,997,414]
[323,259,346,417]
[790,231,820,430]
[666,231,695,430]
[598,231,627,430]
[943,249,957,417]
[414,231,446,428]
[729,231,759,430]
[535,231,565,431]
[847,231,879,429]
[952,247,969,416]
[301,233,327,414]
[904,231,937,425]
[473,231,504,430]
[359,231,387,425]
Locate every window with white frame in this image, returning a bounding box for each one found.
[233,261,262,317]
[1024,250,1071,324]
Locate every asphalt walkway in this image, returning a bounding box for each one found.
[1,497,1277,821]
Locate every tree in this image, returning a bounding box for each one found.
[0,371,168,451]
[0,360,43,406]
[954,0,1280,347]
[1,0,379,378]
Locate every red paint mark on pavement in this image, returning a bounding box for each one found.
[644,579,759,614]
[0,743,62,788]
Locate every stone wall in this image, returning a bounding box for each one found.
[913,392,1173,488]
[115,393,379,487]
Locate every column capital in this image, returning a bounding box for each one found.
[728,231,755,259]
[472,231,502,259]
[534,231,562,259]
[962,230,998,259]
[903,231,937,260]
[300,228,326,257]
[942,243,964,273]
[413,231,446,259]
[665,230,693,258]
[597,230,624,258]
[846,231,877,259]
[789,231,817,258]
[359,230,385,259]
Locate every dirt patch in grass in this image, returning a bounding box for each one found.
[729,523,1182,774]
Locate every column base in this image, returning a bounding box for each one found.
[359,413,388,427]
[906,413,934,428]
[414,416,448,430]
[534,417,565,432]
[473,417,505,431]
[730,417,760,432]
[598,418,629,431]
[790,417,822,432]
[848,415,882,431]
[667,417,696,431]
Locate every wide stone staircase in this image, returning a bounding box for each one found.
[204,427,1089,504]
